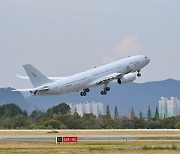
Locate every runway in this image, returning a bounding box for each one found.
[1,135,180,142]
[0,136,133,142]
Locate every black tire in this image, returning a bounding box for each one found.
[83,92,87,96]
[106,87,110,91]
[137,73,141,77]
[80,92,84,96]
[117,79,121,84]
[86,88,90,92]
[104,91,107,95]
[101,91,104,95]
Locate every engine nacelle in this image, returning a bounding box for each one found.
[117,73,136,84]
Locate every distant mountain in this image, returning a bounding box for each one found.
[1,79,180,115]
[27,79,180,115]
[0,87,38,113]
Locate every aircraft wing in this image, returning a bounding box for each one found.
[92,73,123,85]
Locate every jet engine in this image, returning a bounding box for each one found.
[117,73,136,84]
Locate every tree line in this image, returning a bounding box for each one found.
[0,103,179,129]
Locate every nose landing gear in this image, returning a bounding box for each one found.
[137,70,141,77]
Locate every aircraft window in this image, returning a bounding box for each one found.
[145,57,147,58]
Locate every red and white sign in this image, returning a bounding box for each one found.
[62,137,78,143]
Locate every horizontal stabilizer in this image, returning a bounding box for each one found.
[12,85,49,95]
[12,89,32,92]
[16,73,29,79]
[16,73,65,81]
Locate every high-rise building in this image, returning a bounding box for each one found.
[177,100,180,115]
[159,97,180,118]
[83,101,91,114]
[159,97,168,118]
[70,101,103,117]
[75,103,84,116]
[167,97,178,117]
[98,102,104,115]
[91,102,98,116]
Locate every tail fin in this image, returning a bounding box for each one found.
[23,64,52,87]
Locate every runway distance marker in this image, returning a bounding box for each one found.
[56,136,78,144]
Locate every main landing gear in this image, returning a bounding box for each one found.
[80,88,90,96]
[30,90,37,95]
[137,70,141,77]
[101,86,110,95]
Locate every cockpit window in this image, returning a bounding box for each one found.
[145,57,147,58]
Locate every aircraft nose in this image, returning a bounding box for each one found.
[146,57,150,64]
[145,56,150,64]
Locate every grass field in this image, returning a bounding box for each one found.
[0,129,179,136]
[0,141,179,154]
[0,130,179,154]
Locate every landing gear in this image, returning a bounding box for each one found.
[106,87,110,91]
[85,88,90,93]
[137,73,141,77]
[137,70,141,77]
[80,88,90,96]
[101,86,110,95]
[30,90,37,95]
[80,91,86,96]
[101,90,107,95]
[117,79,122,84]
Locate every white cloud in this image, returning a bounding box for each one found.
[102,36,141,63]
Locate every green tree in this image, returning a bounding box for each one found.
[0,115,28,129]
[119,116,130,129]
[30,110,44,124]
[175,122,180,129]
[137,111,146,128]
[82,113,99,129]
[30,110,43,119]
[58,114,83,129]
[46,103,70,117]
[97,112,104,128]
[129,108,138,128]
[113,106,120,128]
[160,117,177,129]
[43,119,60,129]
[154,106,159,121]
[0,104,24,118]
[104,105,113,128]
[147,106,152,122]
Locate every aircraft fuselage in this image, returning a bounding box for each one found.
[40,55,150,95]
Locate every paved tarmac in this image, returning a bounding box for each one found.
[0,136,133,142]
[0,135,180,142]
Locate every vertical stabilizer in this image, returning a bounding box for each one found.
[23,64,52,87]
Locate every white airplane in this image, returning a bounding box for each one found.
[13,55,150,96]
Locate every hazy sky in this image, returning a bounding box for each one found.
[0,0,180,89]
